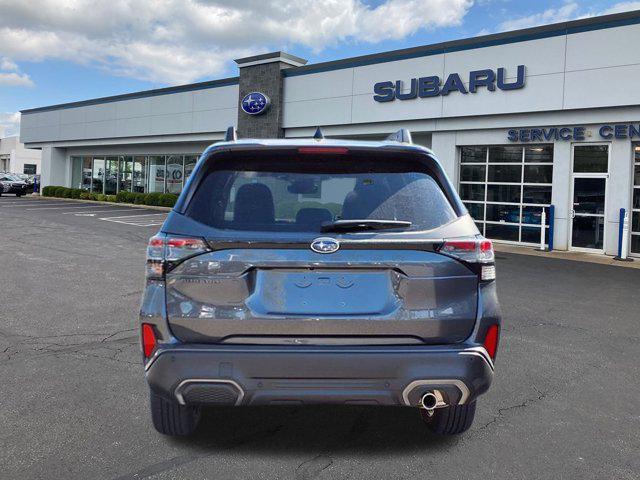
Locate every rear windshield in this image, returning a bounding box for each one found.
[185,157,457,232]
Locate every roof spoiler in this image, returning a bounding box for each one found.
[224,126,237,142]
[385,128,412,144]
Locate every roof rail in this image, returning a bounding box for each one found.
[386,128,412,144]
[313,126,324,141]
[225,126,237,142]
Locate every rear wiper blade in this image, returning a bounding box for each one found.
[320,219,412,233]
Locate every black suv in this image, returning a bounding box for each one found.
[0,173,28,196]
[140,129,501,437]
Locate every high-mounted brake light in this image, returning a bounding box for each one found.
[297,147,349,155]
[146,235,209,279]
[141,323,157,359]
[437,238,496,281]
[483,324,500,360]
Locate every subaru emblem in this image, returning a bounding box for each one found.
[241,92,270,115]
[310,237,340,254]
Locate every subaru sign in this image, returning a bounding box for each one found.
[373,65,526,102]
[507,124,640,142]
[241,92,270,115]
[310,237,340,254]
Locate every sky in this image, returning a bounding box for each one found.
[1,0,639,137]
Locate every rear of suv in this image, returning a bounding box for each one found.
[140,129,501,437]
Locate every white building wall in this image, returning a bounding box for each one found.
[283,21,640,130]
[40,147,67,188]
[20,84,239,145]
[0,136,42,174]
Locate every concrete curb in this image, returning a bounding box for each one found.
[494,243,640,270]
[34,196,172,212]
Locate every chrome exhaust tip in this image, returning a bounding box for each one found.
[420,392,439,411]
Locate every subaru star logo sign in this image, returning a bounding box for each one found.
[241,92,270,115]
[310,237,340,254]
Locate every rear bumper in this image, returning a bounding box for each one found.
[144,344,494,408]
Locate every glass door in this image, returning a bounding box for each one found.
[571,177,607,251]
[570,145,609,253]
[104,156,119,195]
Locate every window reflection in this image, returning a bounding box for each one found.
[166,155,183,194]
[72,154,199,195]
[133,156,146,193]
[105,156,118,195]
[92,157,105,194]
[147,156,165,193]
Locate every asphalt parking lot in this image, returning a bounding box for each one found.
[1,195,639,480]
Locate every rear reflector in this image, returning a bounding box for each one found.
[481,265,496,281]
[297,147,349,155]
[141,323,157,359]
[483,324,499,360]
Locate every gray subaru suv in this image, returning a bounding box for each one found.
[139,128,501,437]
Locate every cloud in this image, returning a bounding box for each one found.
[494,1,640,33]
[1,57,18,71]
[0,71,34,87]
[600,1,640,14]
[498,2,580,31]
[0,112,21,137]
[0,0,474,84]
[0,55,34,87]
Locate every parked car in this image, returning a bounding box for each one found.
[15,173,35,191]
[0,174,28,196]
[139,129,501,437]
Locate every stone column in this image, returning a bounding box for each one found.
[234,52,307,139]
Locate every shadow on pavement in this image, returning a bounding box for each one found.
[169,405,457,454]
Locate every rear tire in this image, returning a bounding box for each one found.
[149,389,201,436]
[421,402,476,435]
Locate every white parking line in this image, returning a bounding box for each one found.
[100,213,167,219]
[25,204,102,211]
[0,202,70,207]
[99,212,167,227]
[62,208,148,215]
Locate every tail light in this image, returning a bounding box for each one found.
[141,323,157,359]
[437,238,496,281]
[483,324,500,360]
[297,147,349,155]
[146,234,209,279]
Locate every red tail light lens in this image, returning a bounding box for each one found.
[141,323,157,359]
[146,235,209,279]
[438,238,496,281]
[483,324,500,360]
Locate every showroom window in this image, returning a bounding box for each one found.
[459,145,553,244]
[632,144,640,255]
[23,164,37,175]
[70,154,200,194]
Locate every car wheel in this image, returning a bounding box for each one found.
[16,193,22,197]
[420,402,476,435]
[149,389,201,436]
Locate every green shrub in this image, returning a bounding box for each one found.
[144,192,163,206]
[40,186,176,207]
[116,191,132,203]
[159,193,178,207]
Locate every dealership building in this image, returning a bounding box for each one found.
[19,10,640,257]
